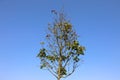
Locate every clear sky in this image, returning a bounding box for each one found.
[0,0,120,80]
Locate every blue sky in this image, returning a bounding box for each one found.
[0,0,120,80]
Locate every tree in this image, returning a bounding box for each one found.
[37,10,85,80]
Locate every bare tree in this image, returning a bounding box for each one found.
[37,10,85,80]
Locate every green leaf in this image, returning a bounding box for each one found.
[73,56,80,62]
[46,55,55,61]
[37,48,46,58]
[40,63,46,69]
[77,46,85,55]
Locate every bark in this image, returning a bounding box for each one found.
[57,77,60,80]
[57,43,62,80]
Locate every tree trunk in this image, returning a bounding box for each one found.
[57,77,60,80]
[57,35,63,80]
[58,58,62,80]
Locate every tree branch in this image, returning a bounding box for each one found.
[47,68,58,79]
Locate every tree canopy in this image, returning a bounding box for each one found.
[37,10,85,80]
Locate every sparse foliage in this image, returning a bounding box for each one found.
[37,10,85,80]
